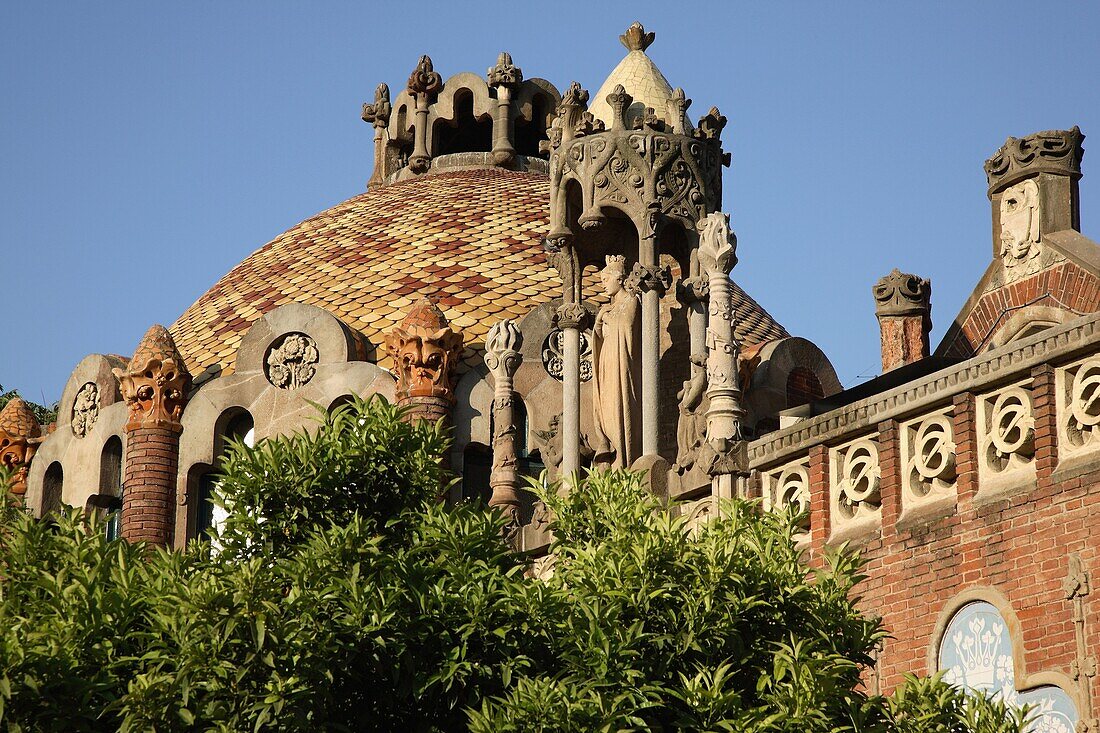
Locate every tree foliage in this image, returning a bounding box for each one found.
[0,383,58,426]
[0,396,1026,732]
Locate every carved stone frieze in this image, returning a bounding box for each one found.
[386,297,464,404]
[829,436,882,538]
[762,458,811,543]
[0,397,44,496]
[541,329,593,382]
[265,333,319,390]
[983,126,1084,194]
[71,382,100,438]
[750,310,1100,471]
[1057,357,1100,463]
[113,325,192,431]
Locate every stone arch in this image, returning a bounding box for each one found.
[929,587,1080,730]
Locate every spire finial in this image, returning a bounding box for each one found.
[620,21,654,52]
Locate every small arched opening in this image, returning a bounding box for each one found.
[432,88,492,157]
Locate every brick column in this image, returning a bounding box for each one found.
[113,325,191,547]
[1030,363,1058,490]
[951,392,978,505]
[808,443,830,563]
[876,419,901,535]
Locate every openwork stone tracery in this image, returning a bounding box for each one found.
[830,436,882,536]
[1059,357,1100,459]
[762,458,811,544]
[901,409,957,512]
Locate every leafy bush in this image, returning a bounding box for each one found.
[0,396,1025,732]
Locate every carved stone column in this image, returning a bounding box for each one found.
[555,302,589,479]
[0,398,44,500]
[873,269,931,373]
[361,82,392,190]
[630,261,671,458]
[487,52,521,167]
[113,325,191,546]
[386,297,464,425]
[698,213,747,493]
[485,320,522,528]
[406,55,442,175]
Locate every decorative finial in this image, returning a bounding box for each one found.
[873,269,931,318]
[361,82,391,127]
[488,51,522,87]
[406,55,443,96]
[607,83,634,130]
[113,325,192,431]
[983,126,1085,194]
[620,21,655,52]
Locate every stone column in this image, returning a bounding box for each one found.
[406,55,442,175]
[386,297,464,425]
[487,52,520,167]
[872,269,931,373]
[361,82,392,190]
[485,320,522,528]
[113,325,191,547]
[555,303,588,478]
[630,257,671,458]
[698,213,747,493]
[0,398,44,501]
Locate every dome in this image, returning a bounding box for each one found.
[171,166,788,384]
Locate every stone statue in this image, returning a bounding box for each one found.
[590,255,641,468]
[999,179,1042,280]
[673,354,708,475]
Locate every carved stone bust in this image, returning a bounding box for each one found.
[1000,179,1041,269]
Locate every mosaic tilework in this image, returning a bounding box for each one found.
[171,168,787,385]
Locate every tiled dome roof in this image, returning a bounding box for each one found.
[171,167,788,383]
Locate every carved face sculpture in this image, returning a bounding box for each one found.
[0,437,34,494]
[116,357,189,428]
[999,179,1040,262]
[601,257,626,297]
[390,330,461,400]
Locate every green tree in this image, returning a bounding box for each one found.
[0,397,1026,732]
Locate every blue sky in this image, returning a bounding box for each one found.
[3,1,1099,405]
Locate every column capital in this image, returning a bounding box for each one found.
[678,274,710,304]
[554,303,591,331]
[114,325,191,432]
[628,263,672,296]
[406,54,443,98]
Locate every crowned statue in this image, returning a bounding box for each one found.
[590,255,642,468]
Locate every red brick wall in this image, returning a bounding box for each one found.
[943,261,1100,358]
[121,427,179,546]
[825,375,1100,709]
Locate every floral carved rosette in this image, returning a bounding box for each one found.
[265,333,320,390]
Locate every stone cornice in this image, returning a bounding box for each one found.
[750,310,1100,469]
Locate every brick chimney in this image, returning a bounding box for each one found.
[873,269,931,373]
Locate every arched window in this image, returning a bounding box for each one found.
[938,601,1077,731]
[42,462,63,516]
[197,410,255,540]
[514,400,544,481]
[100,436,123,540]
[462,444,492,503]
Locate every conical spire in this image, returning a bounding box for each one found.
[0,397,43,440]
[589,22,678,130]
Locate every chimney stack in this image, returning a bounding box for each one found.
[873,269,931,373]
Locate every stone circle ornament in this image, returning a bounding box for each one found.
[1069,360,1100,445]
[911,416,956,495]
[989,388,1034,459]
[838,440,880,516]
[541,329,593,383]
[265,333,319,390]
[71,382,100,438]
[775,465,810,534]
